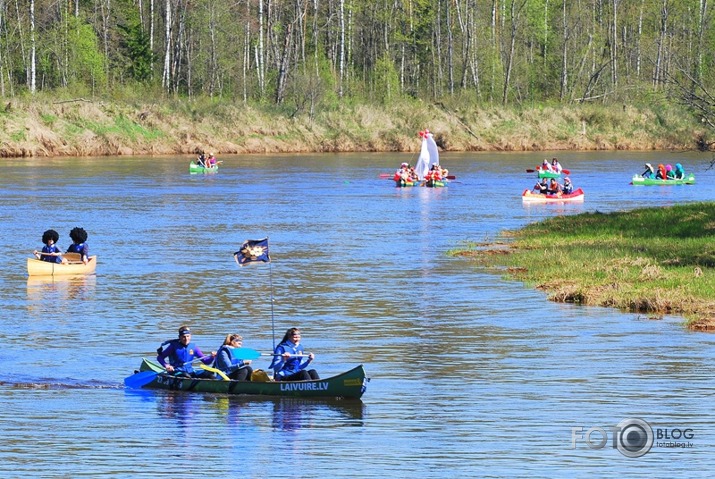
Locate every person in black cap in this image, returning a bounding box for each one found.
[157,325,216,378]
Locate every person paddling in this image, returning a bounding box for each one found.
[215,334,253,381]
[33,229,67,264]
[269,328,319,381]
[157,325,216,378]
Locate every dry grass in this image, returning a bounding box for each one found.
[0,95,705,158]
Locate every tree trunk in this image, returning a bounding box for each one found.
[275,22,293,103]
[162,0,171,90]
[339,0,345,98]
[559,0,568,101]
[29,0,35,93]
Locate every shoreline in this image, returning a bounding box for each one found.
[452,203,715,332]
[0,97,709,159]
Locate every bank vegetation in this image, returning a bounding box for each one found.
[452,203,715,331]
[1,2,715,157]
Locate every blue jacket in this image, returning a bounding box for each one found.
[215,345,247,375]
[269,340,310,380]
[67,242,89,258]
[157,339,211,373]
[41,245,63,263]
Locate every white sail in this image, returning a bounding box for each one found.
[426,133,439,171]
[414,137,430,180]
[415,132,439,180]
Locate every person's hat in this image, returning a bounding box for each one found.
[178,327,192,337]
[564,177,570,181]
[401,162,408,167]
[645,163,653,169]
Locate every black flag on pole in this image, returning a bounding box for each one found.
[233,238,271,266]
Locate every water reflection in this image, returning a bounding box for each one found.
[268,397,365,431]
[26,274,97,302]
[132,388,365,432]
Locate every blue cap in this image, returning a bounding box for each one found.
[179,328,191,336]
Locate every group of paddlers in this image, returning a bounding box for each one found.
[532,176,575,195]
[393,162,449,186]
[640,162,686,180]
[531,158,575,196]
[196,152,218,168]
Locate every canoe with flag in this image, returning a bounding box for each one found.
[125,357,367,399]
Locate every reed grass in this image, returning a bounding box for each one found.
[452,203,715,330]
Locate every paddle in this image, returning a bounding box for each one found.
[230,347,262,361]
[199,363,230,381]
[123,370,160,388]
[124,356,219,388]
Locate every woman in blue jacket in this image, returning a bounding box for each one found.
[269,328,319,381]
[215,334,253,381]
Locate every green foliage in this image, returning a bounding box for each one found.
[66,16,107,88]
[117,22,154,82]
[372,54,401,104]
[10,130,25,142]
[40,113,57,126]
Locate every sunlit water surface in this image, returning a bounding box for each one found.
[1,151,714,477]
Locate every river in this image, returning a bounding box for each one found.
[1,151,714,477]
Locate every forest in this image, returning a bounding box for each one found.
[1,1,711,110]
[0,1,714,157]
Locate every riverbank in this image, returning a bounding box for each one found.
[451,203,715,331]
[0,94,710,158]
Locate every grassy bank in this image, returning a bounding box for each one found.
[0,92,710,158]
[451,203,715,331]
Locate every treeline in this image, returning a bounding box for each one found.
[4,0,715,115]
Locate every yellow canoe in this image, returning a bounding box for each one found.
[27,255,97,276]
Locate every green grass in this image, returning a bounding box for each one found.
[452,203,715,329]
[82,115,163,141]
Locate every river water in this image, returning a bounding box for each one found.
[1,151,714,477]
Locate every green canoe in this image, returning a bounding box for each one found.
[631,173,695,185]
[189,161,219,174]
[131,358,367,399]
[537,170,561,179]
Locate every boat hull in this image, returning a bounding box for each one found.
[522,188,584,203]
[395,180,420,187]
[537,170,561,179]
[189,161,218,174]
[133,358,367,399]
[424,180,447,187]
[27,255,97,276]
[631,174,695,185]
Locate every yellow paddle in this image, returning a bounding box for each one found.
[199,363,230,381]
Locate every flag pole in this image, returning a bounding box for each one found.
[269,258,275,349]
